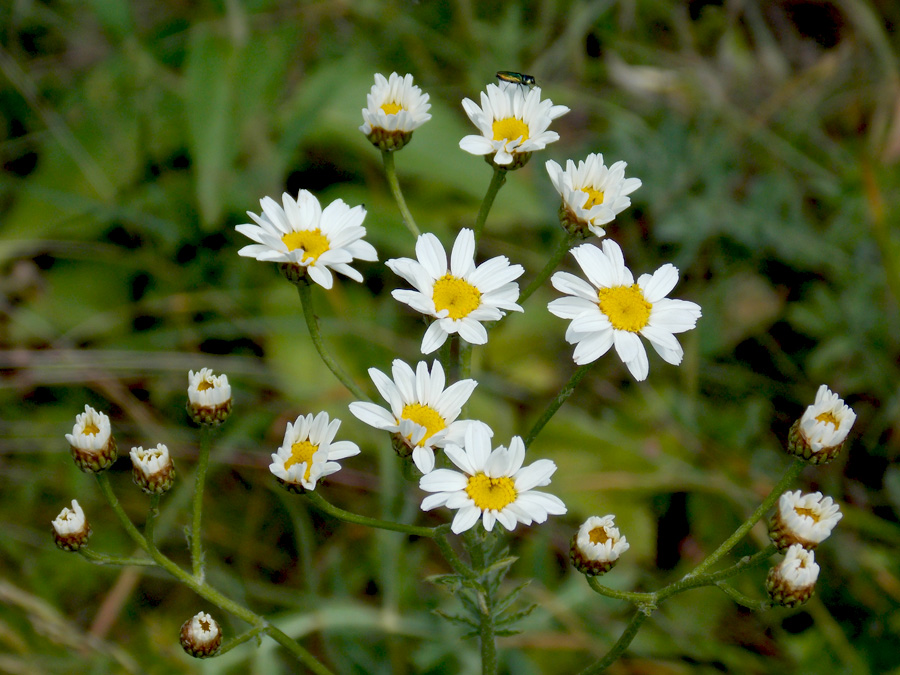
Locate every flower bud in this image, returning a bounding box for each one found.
[52,500,91,551]
[187,369,232,426]
[65,405,117,473]
[787,385,856,464]
[769,490,842,552]
[570,515,630,576]
[180,611,222,658]
[130,444,176,494]
[766,544,819,608]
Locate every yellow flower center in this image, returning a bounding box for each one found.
[466,473,517,511]
[581,187,605,209]
[432,274,481,319]
[815,411,838,429]
[282,229,330,263]
[598,285,652,332]
[285,440,318,480]
[588,526,610,545]
[492,117,529,143]
[197,380,214,391]
[400,403,446,446]
[794,506,820,522]
[381,101,403,115]
[82,423,100,436]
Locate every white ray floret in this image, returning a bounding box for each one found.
[269,412,360,491]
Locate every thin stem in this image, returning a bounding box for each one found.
[434,529,476,578]
[217,623,268,656]
[519,232,578,304]
[191,426,213,581]
[586,577,655,604]
[78,549,157,566]
[578,608,651,675]
[473,167,507,245]
[95,473,149,551]
[689,461,805,577]
[524,362,596,447]
[304,490,436,538]
[382,149,420,237]
[297,282,368,401]
[265,624,335,675]
[480,600,498,675]
[714,582,772,611]
[145,493,161,547]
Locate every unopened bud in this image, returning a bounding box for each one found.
[131,444,176,494]
[180,611,222,658]
[786,385,856,464]
[52,500,91,551]
[187,369,232,426]
[65,405,117,473]
[570,515,629,576]
[766,544,819,608]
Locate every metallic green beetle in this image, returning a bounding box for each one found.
[495,71,536,88]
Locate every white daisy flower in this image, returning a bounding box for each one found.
[52,499,91,551]
[65,405,117,472]
[360,72,432,151]
[570,515,630,576]
[130,443,176,494]
[187,368,232,425]
[460,82,569,169]
[545,154,642,238]
[269,412,360,492]
[788,385,857,463]
[770,490,842,551]
[349,359,479,474]
[419,423,566,534]
[548,240,701,381]
[766,544,820,607]
[387,228,524,354]
[236,190,378,290]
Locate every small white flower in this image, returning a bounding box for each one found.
[180,611,222,658]
[548,240,701,381]
[65,405,112,454]
[360,72,431,149]
[546,154,642,238]
[130,444,176,494]
[798,385,857,453]
[349,359,479,474]
[187,368,232,425]
[387,228,524,354]
[236,190,378,289]
[575,515,630,563]
[460,82,569,167]
[773,490,842,550]
[269,412,360,492]
[52,500,87,536]
[419,423,566,534]
[775,544,820,590]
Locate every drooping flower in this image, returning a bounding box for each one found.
[769,490,842,551]
[419,423,566,534]
[546,154,642,238]
[65,405,117,473]
[236,190,378,289]
[570,515,630,576]
[52,500,91,551]
[180,611,222,659]
[460,81,569,169]
[187,368,232,426]
[349,359,479,474]
[766,544,820,608]
[269,412,360,492]
[787,385,856,464]
[130,444,176,495]
[360,72,432,151]
[548,240,701,381]
[387,228,524,354]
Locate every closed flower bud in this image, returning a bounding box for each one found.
[570,515,630,576]
[130,444,176,494]
[769,490,842,552]
[65,405,117,473]
[180,611,222,658]
[766,544,819,608]
[187,369,232,426]
[787,385,856,464]
[52,500,91,551]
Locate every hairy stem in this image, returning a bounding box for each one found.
[190,425,212,580]
[473,167,507,245]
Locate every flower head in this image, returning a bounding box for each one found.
[349,359,479,474]
[570,515,630,576]
[548,240,701,381]
[180,611,222,659]
[360,72,432,151]
[52,500,91,551]
[187,368,232,426]
[769,490,842,551]
[65,405,117,473]
[236,190,378,289]
[130,444,176,495]
[387,229,524,354]
[419,423,566,534]
[546,154,642,238]
[788,385,856,463]
[269,412,360,492]
[766,544,820,608]
[460,82,569,169]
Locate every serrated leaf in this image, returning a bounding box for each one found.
[433,610,478,630]
[493,579,532,616]
[477,555,518,578]
[494,603,537,629]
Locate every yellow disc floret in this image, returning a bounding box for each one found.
[82,423,100,436]
[465,473,517,511]
[492,117,530,143]
[794,506,821,522]
[400,403,447,446]
[432,274,481,319]
[598,285,652,332]
[285,440,318,480]
[381,101,403,115]
[282,229,331,263]
[589,526,610,545]
[815,411,838,429]
[581,187,605,209]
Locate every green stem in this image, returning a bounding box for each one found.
[297,282,368,401]
[586,577,654,604]
[217,623,268,656]
[191,426,213,580]
[95,473,149,551]
[688,462,805,577]
[434,529,476,578]
[78,549,157,566]
[265,624,335,675]
[480,601,498,675]
[519,232,577,304]
[524,362,596,447]
[145,493,161,547]
[473,167,507,245]
[382,149,420,237]
[714,582,772,611]
[578,608,650,675]
[304,490,436,538]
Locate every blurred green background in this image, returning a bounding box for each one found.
[2,0,900,673]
